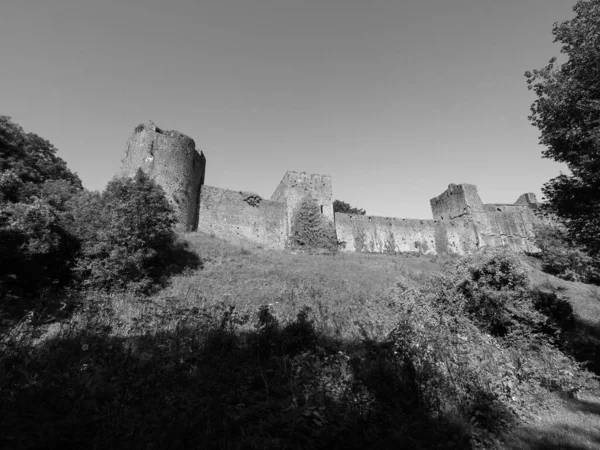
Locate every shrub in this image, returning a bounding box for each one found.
[333,199,366,215]
[385,255,595,446]
[0,118,83,307]
[532,223,600,284]
[0,116,81,189]
[72,169,179,293]
[453,251,542,339]
[0,198,79,304]
[289,196,337,252]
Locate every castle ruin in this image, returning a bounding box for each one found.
[121,123,546,254]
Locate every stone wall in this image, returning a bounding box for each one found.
[433,220,480,255]
[430,183,484,221]
[430,184,546,254]
[271,171,334,235]
[471,205,543,253]
[197,186,287,249]
[117,121,547,256]
[121,122,205,231]
[335,213,437,254]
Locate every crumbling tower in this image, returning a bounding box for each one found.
[271,171,334,236]
[121,121,206,231]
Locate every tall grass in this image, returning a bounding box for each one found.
[1,233,599,449]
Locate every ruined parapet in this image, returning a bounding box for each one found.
[271,171,334,237]
[430,183,484,221]
[514,193,539,209]
[121,121,206,231]
[429,184,547,253]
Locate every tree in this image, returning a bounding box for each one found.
[290,196,337,251]
[0,118,82,304]
[0,116,82,192]
[525,0,600,254]
[333,199,366,215]
[73,169,178,293]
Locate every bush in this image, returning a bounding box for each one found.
[289,196,337,252]
[333,199,366,215]
[72,169,179,293]
[0,117,83,307]
[532,223,600,284]
[0,116,81,189]
[384,254,595,446]
[0,198,79,306]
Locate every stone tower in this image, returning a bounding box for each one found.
[271,171,334,235]
[121,121,206,231]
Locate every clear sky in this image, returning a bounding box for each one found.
[1,0,575,219]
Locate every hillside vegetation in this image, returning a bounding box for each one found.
[2,232,599,449]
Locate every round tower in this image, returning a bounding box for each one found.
[121,121,206,231]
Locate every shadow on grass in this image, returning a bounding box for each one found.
[507,423,600,450]
[0,304,473,450]
[533,288,600,377]
[566,395,600,417]
[568,318,600,376]
[0,239,203,332]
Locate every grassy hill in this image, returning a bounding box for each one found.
[1,233,599,449]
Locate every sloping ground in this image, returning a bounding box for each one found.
[155,232,453,340]
[2,232,599,449]
[164,234,600,449]
[504,391,600,450]
[504,257,600,450]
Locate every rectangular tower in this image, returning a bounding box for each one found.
[271,171,334,237]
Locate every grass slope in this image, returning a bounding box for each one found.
[1,232,599,449]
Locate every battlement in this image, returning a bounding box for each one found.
[430,183,484,221]
[119,122,545,254]
[515,193,539,208]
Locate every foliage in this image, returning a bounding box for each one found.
[0,198,79,304]
[0,118,82,304]
[532,223,600,284]
[72,169,187,293]
[386,251,597,446]
[525,0,600,255]
[289,196,337,252]
[1,236,599,449]
[333,199,366,215]
[0,116,82,193]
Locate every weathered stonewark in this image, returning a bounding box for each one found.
[118,122,547,256]
[431,183,546,254]
[197,185,287,249]
[121,121,205,231]
[272,171,334,236]
[335,213,437,254]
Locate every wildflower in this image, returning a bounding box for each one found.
[82,344,89,351]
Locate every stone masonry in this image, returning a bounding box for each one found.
[119,122,546,254]
[121,121,205,231]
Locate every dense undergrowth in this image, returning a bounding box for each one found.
[1,235,598,449]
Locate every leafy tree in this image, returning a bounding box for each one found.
[0,118,82,304]
[525,0,600,254]
[290,196,337,251]
[0,116,82,193]
[73,169,179,293]
[0,198,79,302]
[532,223,600,284]
[333,199,366,215]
